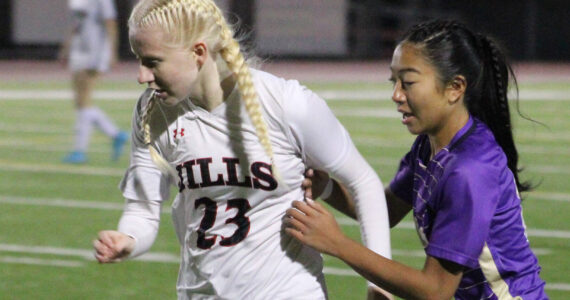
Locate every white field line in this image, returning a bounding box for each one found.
[332,108,400,118]
[0,130,567,157]
[1,157,569,178]
[0,243,566,293]
[1,195,569,239]
[0,195,125,210]
[0,256,85,268]
[0,160,124,177]
[0,123,70,134]
[0,243,179,263]
[1,253,567,292]
[530,191,570,202]
[547,283,570,291]
[529,165,570,175]
[15,113,567,143]
[322,267,359,276]
[0,243,555,273]
[0,89,569,101]
[0,139,112,153]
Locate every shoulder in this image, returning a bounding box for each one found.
[451,120,506,173]
[250,68,322,123]
[436,120,506,188]
[250,68,306,102]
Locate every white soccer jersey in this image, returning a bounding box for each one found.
[68,0,116,72]
[119,69,390,299]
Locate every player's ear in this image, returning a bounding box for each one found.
[192,42,208,68]
[446,75,466,104]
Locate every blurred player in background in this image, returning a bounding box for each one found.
[93,0,391,299]
[286,19,547,299]
[59,0,128,164]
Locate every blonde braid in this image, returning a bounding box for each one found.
[141,92,178,178]
[207,3,275,165]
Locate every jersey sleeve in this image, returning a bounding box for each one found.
[426,163,500,268]
[118,198,162,258]
[282,80,391,262]
[119,89,172,202]
[388,150,415,205]
[388,135,425,204]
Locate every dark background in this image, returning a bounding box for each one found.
[0,0,568,61]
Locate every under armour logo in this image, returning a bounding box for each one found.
[174,128,185,139]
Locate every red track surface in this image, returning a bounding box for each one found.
[0,59,569,83]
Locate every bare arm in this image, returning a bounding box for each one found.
[303,169,356,219]
[285,200,463,299]
[303,169,411,227]
[385,188,412,228]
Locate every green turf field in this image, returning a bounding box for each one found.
[0,74,568,299]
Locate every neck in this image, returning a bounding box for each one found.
[190,59,235,112]
[428,110,469,158]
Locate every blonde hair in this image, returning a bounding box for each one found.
[129,0,275,178]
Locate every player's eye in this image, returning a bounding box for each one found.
[141,59,159,68]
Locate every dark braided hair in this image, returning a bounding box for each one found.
[399,19,531,192]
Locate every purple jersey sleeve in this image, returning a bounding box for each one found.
[425,162,501,268]
[389,136,424,205]
[389,152,414,204]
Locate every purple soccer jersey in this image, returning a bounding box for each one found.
[390,117,547,299]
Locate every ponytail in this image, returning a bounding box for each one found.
[476,36,530,192]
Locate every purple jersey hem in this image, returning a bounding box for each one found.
[426,244,479,269]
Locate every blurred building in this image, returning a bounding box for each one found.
[0,0,568,61]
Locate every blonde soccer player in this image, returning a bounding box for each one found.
[93,0,391,299]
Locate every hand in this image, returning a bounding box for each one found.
[93,230,135,263]
[302,169,330,200]
[284,199,347,257]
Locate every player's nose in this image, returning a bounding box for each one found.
[137,65,154,84]
[391,81,406,104]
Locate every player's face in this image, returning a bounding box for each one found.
[130,26,200,106]
[389,43,450,136]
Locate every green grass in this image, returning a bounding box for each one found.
[0,74,568,299]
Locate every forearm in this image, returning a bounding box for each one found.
[322,178,356,219]
[117,199,161,258]
[335,238,454,300]
[385,188,412,228]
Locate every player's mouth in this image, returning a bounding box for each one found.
[401,112,414,125]
[153,89,168,99]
